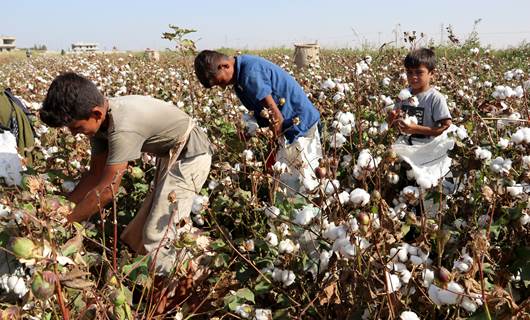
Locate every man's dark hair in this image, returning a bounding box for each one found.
[40,72,104,127]
[194,50,229,88]
[404,48,436,71]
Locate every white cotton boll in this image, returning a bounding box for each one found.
[387,172,400,184]
[11,277,27,298]
[520,213,530,226]
[191,195,208,214]
[254,309,272,320]
[379,121,389,133]
[0,204,10,218]
[302,176,320,192]
[272,161,288,174]
[329,132,347,148]
[460,297,479,313]
[416,174,438,190]
[399,311,420,320]
[293,206,318,225]
[402,186,420,202]
[453,261,470,273]
[396,246,409,262]
[407,245,418,256]
[409,96,419,107]
[507,185,524,198]
[514,86,524,98]
[333,92,345,103]
[340,123,353,136]
[504,70,514,80]
[409,255,423,266]
[321,79,336,90]
[437,281,464,305]
[398,89,412,101]
[323,179,340,195]
[498,138,510,149]
[264,206,280,218]
[512,128,530,144]
[282,270,296,287]
[490,157,512,174]
[474,147,492,161]
[336,83,345,93]
[208,180,219,190]
[524,80,530,90]
[470,47,480,54]
[242,149,254,161]
[61,180,77,193]
[243,114,259,136]
[382,77,391,87]
[385,271,401,293]
[192,214,204,226]
[368,127,378,137]
[399,269,412,284]
[265,232,278,246]
[338,191,350,204]
[324,222,348,241]
[455,125,468,140]
[278,239,297,254]
[319,250,332,272]
[403,115,418,126]
[422,269,435,287]
[522,156,530,168]
[235,304,251,319]
[350,188,370,207]
[332,237,356,258]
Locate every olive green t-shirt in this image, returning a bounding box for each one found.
[91,95,212,164]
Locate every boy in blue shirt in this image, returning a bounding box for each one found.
[194,50,322,195]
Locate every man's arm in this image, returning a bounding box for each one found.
[396,118,452,137]
[67,162,128,223]
[68,150,108,204]
[260,95,284,137]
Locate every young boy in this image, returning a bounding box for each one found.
[39,72,213,276]
[388,48,452,145]
[194,50,321,195]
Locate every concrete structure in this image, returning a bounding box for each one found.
[144,48,160,61]
[71,42,99,52]
[293,43,320,68]
[0,36,16,52]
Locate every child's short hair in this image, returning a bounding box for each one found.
[404,48,436,71]
[194,50,229,88]
[40,72,104,127]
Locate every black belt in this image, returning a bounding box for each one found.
[408,134,428,145]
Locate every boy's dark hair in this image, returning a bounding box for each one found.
[40,72,104,127]
[404,48,436,71]
[194,50,229,88]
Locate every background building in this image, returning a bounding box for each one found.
[0,36,16,52]
[71,42,99,52]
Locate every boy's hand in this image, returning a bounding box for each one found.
[388,109,402,127]
[395,119,419,135]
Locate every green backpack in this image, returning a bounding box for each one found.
[0,88,35,165]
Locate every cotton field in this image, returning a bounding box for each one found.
[0,46,530,319]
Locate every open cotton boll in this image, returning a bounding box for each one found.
[321,78,336,90]
[336,111,355,125]
[319,250,333,272]
[191,195,208,214]
[498,138,510,149]
[490,157,512,174]
[340,123,353,136]
[278,239,298,254]
[385,271,401,293]
[333,92,345,103]
[264,206,280,218]
[522,156,530,168]
[511,127,530,144]
[255,309,273,320]
[399,311,420,320]
[338,191,350,204]
[241,149,254,161]
[398,88,412,101]
[422,268,435,287]
[272,161,288,174]
[323,222,348,240]
[381,77,391,87]
[302,176,320,192]
[402,186,420,203]
[265,232,278,246]
[323,179,340,195]
[329,132,347,148]
[520,213,530,225]
[293,206,319,225]
[350,188,370,207]
[332,236,357,258]
[507,184,524,198]
[474,147,492,161]
[438,281,464,305]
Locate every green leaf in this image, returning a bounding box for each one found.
[235,288,255,303]
[254,280,272,295]
[211,239,226,250]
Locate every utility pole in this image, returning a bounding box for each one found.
[440,23,444,46]
[392,23,401,48]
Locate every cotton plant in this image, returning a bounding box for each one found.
[353,149,381,179]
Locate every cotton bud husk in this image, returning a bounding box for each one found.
[10,237,38,259]
[31,271,56,300]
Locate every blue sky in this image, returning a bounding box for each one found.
[2,0,529,51]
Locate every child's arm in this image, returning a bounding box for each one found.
[260,95,284,137]
[68,150,108,203]
[67,161,128,222]
[387,108,402,127]
[395,118,452,137]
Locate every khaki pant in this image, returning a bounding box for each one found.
[121,152,211,275]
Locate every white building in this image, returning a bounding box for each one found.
[71,42,99,52]
[0,36,16,52]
